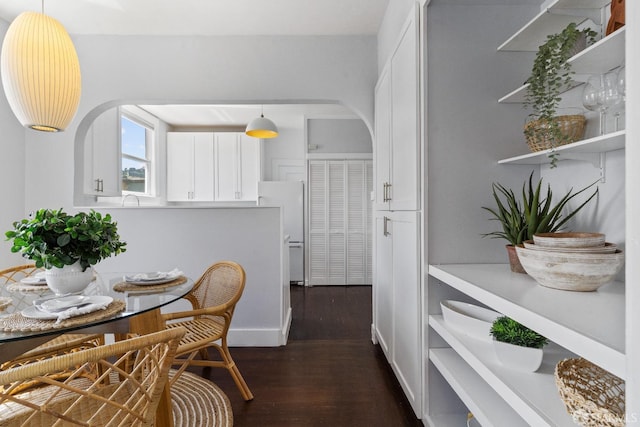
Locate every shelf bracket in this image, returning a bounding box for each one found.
[560,152,606,183]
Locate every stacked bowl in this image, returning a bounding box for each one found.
[515,232,624,292]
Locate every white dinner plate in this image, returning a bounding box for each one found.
[20,276,47,285]
[22,296,113,320]
[123,273,180,285]
[36,295,89,312]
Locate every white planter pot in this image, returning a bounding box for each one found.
[493,339,544,372]
[45,261,93,295]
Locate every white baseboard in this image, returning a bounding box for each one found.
[227,309,292,347]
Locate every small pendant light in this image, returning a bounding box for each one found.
[1,4,81,132]
[245,105,278,139]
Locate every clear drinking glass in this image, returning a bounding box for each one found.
[596,72,622,134]
[614,64,625,130]
[582,76,601,134]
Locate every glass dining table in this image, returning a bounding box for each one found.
[0,270,194,427]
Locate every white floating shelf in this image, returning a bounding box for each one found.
[430,316,576,426]
[498,0,610,52]
[570,27,626,76]
[498,130,625,165]
[428,264,625,379]
[499,28,625,103]
[430,347,528,427]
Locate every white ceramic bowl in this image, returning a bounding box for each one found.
[523,240,618,254]
[532,232,605,248]
[440,300,501,342]
[493,339,543,372]
[515,246,625,292]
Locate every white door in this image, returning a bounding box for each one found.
[374,67,391,211]
[374,211,393,356]
[308,160,372,286]
[167,132,195,201]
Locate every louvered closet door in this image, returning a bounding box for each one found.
[309,160,372,286]
[309,161,328,285]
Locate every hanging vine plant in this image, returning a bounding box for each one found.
[524,23,597,167]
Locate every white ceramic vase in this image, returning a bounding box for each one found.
[45,261,93,295]
[493,339,544,372]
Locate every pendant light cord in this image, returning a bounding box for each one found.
[41,0,44,14]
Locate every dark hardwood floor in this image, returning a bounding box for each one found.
[194,285,423,426]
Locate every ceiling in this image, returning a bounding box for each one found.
[0,0,390,36]
[0,0,386,127]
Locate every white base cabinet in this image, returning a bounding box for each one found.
[374,210,421,415]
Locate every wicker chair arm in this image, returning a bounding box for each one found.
[162,305,227,321]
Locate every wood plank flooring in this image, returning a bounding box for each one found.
[194,285,423,426]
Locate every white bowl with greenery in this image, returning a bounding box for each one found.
[490,316,548,372]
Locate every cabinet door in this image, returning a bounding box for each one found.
[374,67,392,211]
[390,14,419,211]
[374,211,393,357]
[390,210,421,414]
[192,133,215,201]
[214,133,239,201]
[238,134,259,201]
[86,108,121,196]
[167,133,195,201]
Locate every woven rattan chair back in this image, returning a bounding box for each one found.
[187,261,246,316]
[0,328,186,426]
[0,264,42,284]
[0,264,105,394]
[164,260,253,401]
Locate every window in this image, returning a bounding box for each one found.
[121,108,154,195]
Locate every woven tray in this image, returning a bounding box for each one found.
[0,300,126,332]
[113,276,187,293]
[555,358,625,427]
[6,282,50,293]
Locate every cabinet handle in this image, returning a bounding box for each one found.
[94,179,103,193]
[383,216,390,236]
[382,183,388,202]
[386,182,391,202]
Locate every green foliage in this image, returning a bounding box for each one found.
[524,23,597,167]
[482,172,598,246]
[6,208,126,271]
[490,316,548,349]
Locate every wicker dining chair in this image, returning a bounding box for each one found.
[163,261,253,401]
[0,327,186,426]
[0,264,105,393]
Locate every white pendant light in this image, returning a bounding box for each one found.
[245,106,278,139]
[1,9,81,132]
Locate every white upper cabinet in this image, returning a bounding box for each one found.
[167,132,215,201]
[84,108,121,197]
[375,11,420,211]
[214,133,260,201]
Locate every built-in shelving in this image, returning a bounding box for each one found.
[429,348,527,427]
[430,316,576,426]
[497,0,609,52]
[498,130,625,165]
[428,264,625,379]
[499,27,625,104]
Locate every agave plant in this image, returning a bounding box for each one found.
[482,172,598,246]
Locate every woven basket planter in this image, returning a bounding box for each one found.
[555,358,625,427]
[524,114,585,152]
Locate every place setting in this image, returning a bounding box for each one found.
[0,293,126,332]
[6,271,49,293]
[113,268,187,293]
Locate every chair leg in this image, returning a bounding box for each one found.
[214,342,253,401]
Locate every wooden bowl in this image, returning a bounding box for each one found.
[523,240,618,254]
[532,232,605,248]
[515,246,624,292]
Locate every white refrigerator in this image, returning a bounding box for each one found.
[257,181,304,284]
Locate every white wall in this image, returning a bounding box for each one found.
[308,118,372,154]
[0,21,28,268]
[94,206,288,346]
[427,3,540,264]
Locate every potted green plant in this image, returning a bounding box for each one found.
[524,23,597,166]
[490,316,548,372]
[6,208,126,294]
[482,172,598,273]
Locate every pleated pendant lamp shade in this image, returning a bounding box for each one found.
[1,11,81,132]
[245,113,278,139]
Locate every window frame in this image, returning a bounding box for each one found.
[119,106,157,197]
